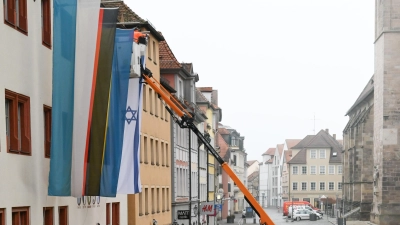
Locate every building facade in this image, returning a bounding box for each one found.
[288,130,343,211]
[1,1,127,225]
[259,148,275,207]
[271,144,284,207]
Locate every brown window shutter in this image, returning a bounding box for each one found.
[42,0,51,46]
[18,0,28,32]
[20,99,31,154]
[6,0,15,25]
[6,93,19,152]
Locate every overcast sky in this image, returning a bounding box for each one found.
[125,0,376,161]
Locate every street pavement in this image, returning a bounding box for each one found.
[217,207,338,225]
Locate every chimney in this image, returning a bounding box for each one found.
[333,134,336,140]
[325,129,329,134]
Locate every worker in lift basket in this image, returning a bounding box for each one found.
[133,27,148,44]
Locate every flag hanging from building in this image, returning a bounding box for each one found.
[116,30,146,194]
[48,5,124,197]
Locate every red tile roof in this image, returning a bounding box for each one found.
[217,132,229,159]
[246,160,258,166]
[218,127,230,135]
[197,87,213,92]
[284,150,292,162]
[159,40,181,69]
[277,144,284,157]
[262,148,275,156]
[285,139,302,150]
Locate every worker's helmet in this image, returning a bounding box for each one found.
[134,27,141,31]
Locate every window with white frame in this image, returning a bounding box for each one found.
[310,166,316,175]
[329,182,334,190]
[338,165,343,174]
[301,182,307,191]
[292,166,298,175]
[301,166,307,175]
[319,149,326,158]
[338,182,342,190]
[319,182,325,190]
[319,166,325,175]
[292,182,298,191]
[310,149,316,159]
[329,165,335,174]
[310,182,316,190]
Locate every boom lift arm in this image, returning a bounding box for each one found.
[140,69,275,225]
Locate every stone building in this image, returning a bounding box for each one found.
[342,76,374,221]
[342,1,400,224]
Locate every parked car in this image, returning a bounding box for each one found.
[288,206,322,218]
[292,209,322,221]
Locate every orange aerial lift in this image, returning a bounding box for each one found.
[139,67,275,225]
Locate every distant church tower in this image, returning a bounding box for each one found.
[372,0,400,224]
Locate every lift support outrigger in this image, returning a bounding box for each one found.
[140,67,275,225]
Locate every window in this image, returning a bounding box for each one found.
[154,93,158,117]
[44,105,51,158]
[301,166,307,175]
[149,89,153,114]
[319,166,325,175]
[319,182,325,191]
[329,165,335,174]
[338,165,343,174]
[310,149,316,159]
[152,41,156,64]
[161,142,165,166]
[43,207,53,225]
[292,182,298,191]
[319,149,326,158]
[292,166,298,175]
[145,188,149,215]
[106,203,110,223]
[155,139,159,166]
[157,188,160,213]
[112,202,120,225]
[150,138,154,165]
[143,86,147,111]
[3,0,28,33]
[151,188,155,214]
[12,207,29,225]
[338,182,342,190]
[160,100,163,119]
[329,182,334,190]
[5,89,31,155]
[162,188,165,212]
[310,182,316,191]
[139,192,143,216]
[147,37,152,59]
[310,166,316,175]
[301,182,307,191]
[144,136,148,164]
[166,143,169,166]
[58,206,68,225]
[41,0,51,47]
[140,135,143,163]
[166,187,170,211]
[0,208,5,225]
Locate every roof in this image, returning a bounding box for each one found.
[345,75,374,116]
[198,87,213,92]
[100,0,164,41]
[262,148,276,156]
[291,135,315,149]
[247,171,259,181]
[266,158,273,163]
[284,150,292,162]
[196,88,209,103]
[159,40,181,69]
[218,127,230,135]
[288,129,343,164]
[246,160,258,166]
[285,139,302,150]
[277,144,284,157]
[217,132,230,161]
